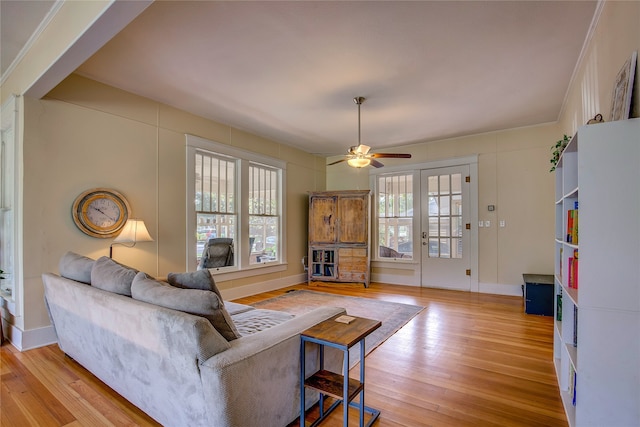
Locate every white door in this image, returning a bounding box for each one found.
[420,165,470,290]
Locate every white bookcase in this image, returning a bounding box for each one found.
[553,118,640,426]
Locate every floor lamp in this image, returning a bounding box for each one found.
[109,219,154,258]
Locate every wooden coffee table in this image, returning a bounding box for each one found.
[300,314,381,427]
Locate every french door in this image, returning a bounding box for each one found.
[420,165,471,290]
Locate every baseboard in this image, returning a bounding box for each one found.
[370,273,523,296]
[478,282,523,296]
[4,323,57,351]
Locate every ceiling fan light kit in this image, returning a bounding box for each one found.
[347,157,371,168]
[329,96,411,168]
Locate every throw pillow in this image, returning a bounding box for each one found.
[167,269,223,301]
[91,256,138,296]
[58,251,94,284]
[131,272,240,341]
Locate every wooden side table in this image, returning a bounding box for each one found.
[300,314,381,427]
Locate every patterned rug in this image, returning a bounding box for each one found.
[251,289,424,366]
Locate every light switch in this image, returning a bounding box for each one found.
[484,220,491,227]
[500,220,506,228]
[478,221,484,228]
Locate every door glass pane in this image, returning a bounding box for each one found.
[439,217,450,237]
[428,196,438,216]
[453,238,463,258]
[439,175,450,194]
[428,217,438,236]
[452,216,462,237]
[440,238,451,258]
[439,196,450,215]
[428,176,438,195]
[451,194,462,215]
[428,238,438,257]
[451,174,462,193]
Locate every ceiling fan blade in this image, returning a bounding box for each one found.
[369,153,412,159]
[327,158,348,166]
[370,159,385,168]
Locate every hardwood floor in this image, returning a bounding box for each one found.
[1,283,567,427]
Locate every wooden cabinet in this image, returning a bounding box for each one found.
[553,118,640,426]
[308,190,370,287]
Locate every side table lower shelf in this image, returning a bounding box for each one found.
[300,314,381,427]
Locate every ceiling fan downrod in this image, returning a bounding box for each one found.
[354,96,365,146]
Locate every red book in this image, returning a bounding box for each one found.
[572,249,579,289]
[566,210,574,243]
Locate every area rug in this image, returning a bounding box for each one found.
[251,290,424,366]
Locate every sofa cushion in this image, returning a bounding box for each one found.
[226,301,255,316]
[131,272,241,341]
[91,256,138,296]
[167,269,223,301]
[231,308,295,336]
[59,251,94,284]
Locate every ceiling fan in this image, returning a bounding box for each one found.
[328,97,412,168]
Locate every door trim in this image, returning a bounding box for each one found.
[369,155,478,292]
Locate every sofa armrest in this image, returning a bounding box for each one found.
[199,306,345,427]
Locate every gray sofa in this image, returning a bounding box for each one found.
[42,252,344,427]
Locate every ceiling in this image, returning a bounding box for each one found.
[2,1,598,157]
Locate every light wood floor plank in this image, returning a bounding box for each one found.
[0,283,567,427]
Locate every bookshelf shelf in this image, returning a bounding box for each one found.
[553,119,640,427]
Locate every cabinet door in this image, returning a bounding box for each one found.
[338,195,368,244]
[309,196,337,243]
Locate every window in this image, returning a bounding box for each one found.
[377,173,414,259]
[249,163,279,264]
[0,95,18,314]
[195,152,236,264]
[187,135,285,273]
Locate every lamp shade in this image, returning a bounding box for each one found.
[113,219,153,243]
[347,157,371,168]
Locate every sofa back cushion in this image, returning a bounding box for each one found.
[59,251,94,284]
[167,269,223,301]
[91,256,139,296]
[131,272,241,341]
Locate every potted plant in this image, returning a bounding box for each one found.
[550,134,572,172]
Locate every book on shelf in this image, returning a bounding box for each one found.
[569,364,577,406]
[566,207,579,244]
[573,305,578,347]
[556,292,562,321]
[559,247,563,280]
[567,249,579,289]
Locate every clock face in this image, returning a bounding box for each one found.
[86,198,121,228]
[72,189,131,238]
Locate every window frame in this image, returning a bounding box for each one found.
[0,95,21,316]
[186,135,287,278]
[372,171,418,262]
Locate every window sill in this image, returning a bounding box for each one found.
[208,262,287,282]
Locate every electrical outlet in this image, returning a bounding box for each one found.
[484,220,491,227]
[478,221,484,228]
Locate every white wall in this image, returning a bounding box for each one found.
[18,74,326,339]
[328,124,559,294]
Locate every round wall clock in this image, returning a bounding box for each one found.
[72,188,131,238]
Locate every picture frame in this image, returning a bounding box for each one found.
[609,50,637,121]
